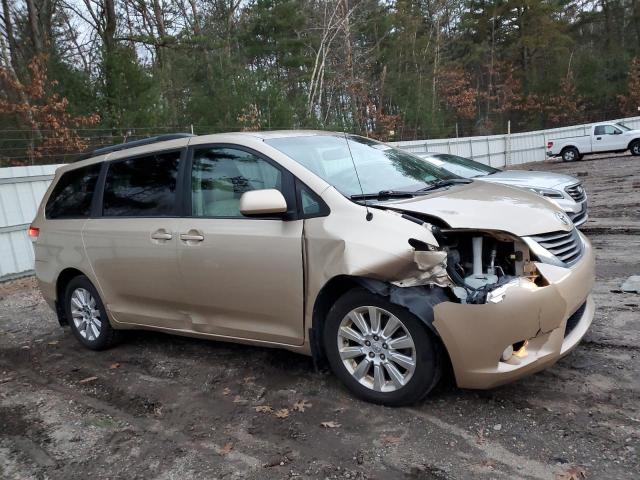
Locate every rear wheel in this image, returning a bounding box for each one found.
[323,288,442,406]
[630,141,640,156]
[64,275,119,350]
[561,147,579,162]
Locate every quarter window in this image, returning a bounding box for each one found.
[191,147,282,218]
[103,151,180,217]
[45,164,101,219]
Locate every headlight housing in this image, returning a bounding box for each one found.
[527,187,564,199]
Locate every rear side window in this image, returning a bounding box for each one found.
[45,164,101,219]
[103,151,180,217]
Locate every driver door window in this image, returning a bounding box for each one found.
[191,147,282,218]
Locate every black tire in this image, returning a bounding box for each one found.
[561,147,579,162]
[64,275,119,350]
[323,288,442,406]
[630,141,640,156]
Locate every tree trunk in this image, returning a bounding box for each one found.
[25,0,44,55]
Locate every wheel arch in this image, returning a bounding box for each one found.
[309,275,452,368]
[560,145,579,154]
[55,267,89,325]
[310,275,363,368]
[627,138,640,150]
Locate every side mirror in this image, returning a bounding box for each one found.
[239,189,288,217]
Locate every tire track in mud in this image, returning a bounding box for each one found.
[0,360,265,476]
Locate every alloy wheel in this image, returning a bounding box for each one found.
[337,306,416,392]
[70,288,102,341]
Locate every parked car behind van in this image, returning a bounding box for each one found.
[416,153,588,227]
[31,131,596,405]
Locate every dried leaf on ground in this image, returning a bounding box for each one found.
[21,345,30,350]
[47,340,58,345]
[555,466,587,480]
[381,433,402,444]
[109,363,121,369]
[275,408,290,419]
[78,376,98,384]
[219,443,234,456]
[222,387,231,396]
[255,405,273,413]
[292,399,312,412]
[320,421,341,428]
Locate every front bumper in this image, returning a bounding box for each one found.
[433,238,595,389]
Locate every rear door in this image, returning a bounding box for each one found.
[592,124,626,152]
[174,144,305,345]
[82,148,186,329]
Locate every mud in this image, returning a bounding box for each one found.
[1,154,638,479]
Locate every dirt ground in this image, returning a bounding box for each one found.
[1,153,638,480]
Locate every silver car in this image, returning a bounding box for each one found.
[418,153,588,227]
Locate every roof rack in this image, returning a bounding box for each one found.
[79,133,195,160]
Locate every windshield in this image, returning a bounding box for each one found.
[265,134,459,196]
[421,153,500,178]
[616,122,632,131]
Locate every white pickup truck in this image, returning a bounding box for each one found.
[547,122,640,162]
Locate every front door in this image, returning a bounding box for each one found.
[83,150,185,329]
[593,125,626,152]
[175,145,305,345]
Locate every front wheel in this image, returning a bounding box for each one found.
[323,289,442,406]
[561,147,579,162]
[64,275,120,350]
[630,141,640,156]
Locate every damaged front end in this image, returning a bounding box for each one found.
[364,216,595,390]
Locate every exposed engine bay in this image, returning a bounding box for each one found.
[434,228,536,304]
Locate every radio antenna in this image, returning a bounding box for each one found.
[342,129,373,221]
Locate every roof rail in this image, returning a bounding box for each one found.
[79,133,195,160]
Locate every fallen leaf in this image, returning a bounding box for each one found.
[275,408,290,419]
[153,405,163,417]
[109,363,120,369]
[0,377,14,384]
[78,376,98,384]
[219,442,234,456]
[320,421,341,428]
[255,405,273,413]
[381,433,402,444]
[292,399,312,412]
[222,387,231,396]
[47,340,58,345]
[233,395,246,404]
[555,466,587,480]
[20,345,30,350]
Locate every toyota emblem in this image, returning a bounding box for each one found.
[555,212,570,226]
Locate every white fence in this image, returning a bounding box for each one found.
[1,116,639,280]
[391,116,640,167]
[0,165,62,280]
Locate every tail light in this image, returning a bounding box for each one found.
[547,141,554,149]
[27,226,40,239]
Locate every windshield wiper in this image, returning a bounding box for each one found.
[416,178,473,192]
[350,190,417,201]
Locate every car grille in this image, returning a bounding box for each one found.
[567,203,588,226]
[564,301,587,338]
[529,229,583,266]
[565,183,586,202]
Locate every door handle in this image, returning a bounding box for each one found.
[596,137,602,140]
[180,231,204,242]
[151,229,173,241]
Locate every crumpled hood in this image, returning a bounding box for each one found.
[383,181,573,237]
[479,170,579,189]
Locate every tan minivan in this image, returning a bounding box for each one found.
[31,131,595,405]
